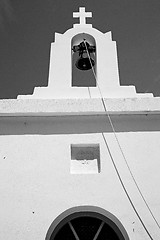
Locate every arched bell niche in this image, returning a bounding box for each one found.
[71,33,97,87]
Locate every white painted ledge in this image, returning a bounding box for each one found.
[0,98,160,116]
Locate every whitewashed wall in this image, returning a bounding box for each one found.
[0,102,160,240]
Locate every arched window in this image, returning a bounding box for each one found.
[71,33,97,87]
[46,206,129,240]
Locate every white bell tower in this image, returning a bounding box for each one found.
[18,7,153,99]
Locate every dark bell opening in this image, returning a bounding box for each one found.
[76,57,95,71]
[73,40,96,71]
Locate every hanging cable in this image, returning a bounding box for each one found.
[102,132,154,240]
[83,39,160,239]
[88,86,91,98]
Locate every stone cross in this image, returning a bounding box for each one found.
[73,7,92,25]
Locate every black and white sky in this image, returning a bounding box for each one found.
[0,0,160,98]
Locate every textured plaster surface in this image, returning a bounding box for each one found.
[0,97,160,240]
[0,113,160,240]
[0,98,160,116]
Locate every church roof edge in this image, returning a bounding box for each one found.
[0,98,160,117]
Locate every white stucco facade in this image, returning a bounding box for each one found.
[0,98,160,240]
[1,7,160,240]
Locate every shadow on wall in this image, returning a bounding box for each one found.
[0,114,160,135]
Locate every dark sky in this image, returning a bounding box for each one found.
[1,0,160,98]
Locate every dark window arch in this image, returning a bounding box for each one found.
[71,33,97,87]
[46,206,129,240]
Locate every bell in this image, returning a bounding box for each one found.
[76,57,95,71]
